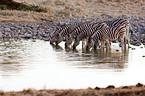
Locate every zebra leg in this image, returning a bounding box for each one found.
[106,40,111,49]
[82,39,85,49]
[73,38,80,50]
[126,26,130,48]
[93,40,98,50]
[65,34,73,48]
[56,33,63,45]
[124,36,127,48]
[86,37,93,51]
[119,35,125,51]
[100,40,104,49]
[109,40,112,47]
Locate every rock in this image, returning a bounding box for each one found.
[116,49,119,52]
[4,28,11,32]
[136,83,143,87]
[57,22,67,26]
[121,86,129,89]
[130,39,141,46]
[94,86,101,90]
[140,34,145,44]
[118,14,128,19]
[0,32,3,38]
[67,14,72,17]
[55,0,65,5]
[131,48,136,50]
[106,85,115,89]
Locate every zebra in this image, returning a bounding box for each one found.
[86,19,131,51]
[57,20,99,46]
[55,22,86,45]
[72,22,107,49]
[65,21,104,47]
[50,22,84,45]
[86,25,110,50]
[109,21,130,50]
[50,25,67,44]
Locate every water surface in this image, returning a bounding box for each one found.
[0,39,145,91]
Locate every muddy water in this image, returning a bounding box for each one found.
[0,39,144,91]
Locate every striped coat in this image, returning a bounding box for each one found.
[55,22,85,45]
[86,25,110,50]
[86,19,131,50]
[72,22,107,49]
[65,21,105,47]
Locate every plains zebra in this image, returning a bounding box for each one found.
[50,22,85,45]
[109,21,130,50]
[86,19,131,51]
[50,25,68,44]
[61,20,96,47]
[105,18,133,37]
[86,25,110,50]
[55,22,86,45]
[65,21,104,47]
[72,22,107,49]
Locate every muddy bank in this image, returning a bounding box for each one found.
[0,15,144,45]
[0,83,145,96]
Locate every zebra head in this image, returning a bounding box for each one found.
[86,37,93,50]
[50,33,58,44]
[65,34,73,47]
[55,33,63,45]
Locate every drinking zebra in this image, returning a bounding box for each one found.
[86,25,110,50]
[86,19,131,51]
[65,21,105,47]
[50,22,86,45]
[50,25,68,44]
[72,22,107,49]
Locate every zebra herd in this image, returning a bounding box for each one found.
[50,18,133,51]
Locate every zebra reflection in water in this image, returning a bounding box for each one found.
[50,43,129,70]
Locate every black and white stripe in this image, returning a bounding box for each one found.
[72,22,107,49]
[55,22,85,45]
[86,19,131,50]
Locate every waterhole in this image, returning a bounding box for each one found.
[0,39,144,91]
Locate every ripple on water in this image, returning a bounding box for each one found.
[0,39,145,91]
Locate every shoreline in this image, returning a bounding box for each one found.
[1,83,145,96]
[0,15,144,46]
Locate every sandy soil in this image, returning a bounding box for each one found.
[0,0,145,22]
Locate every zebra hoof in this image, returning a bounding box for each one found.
[55,42,58,45]
[50,42,53,45]
[86,46,90,51]
[116,49,119,52]
[65,43,68,48]
[72,45,76,50]
[119,43,122,47]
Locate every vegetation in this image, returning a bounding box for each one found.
[0,0,47,12]
[0,0,144,22]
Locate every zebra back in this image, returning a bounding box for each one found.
[105,18,129,27]
[56,22,88,45]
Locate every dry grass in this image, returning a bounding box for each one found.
[1,85,145,96]
[0,0,144,22]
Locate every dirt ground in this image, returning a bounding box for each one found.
[0,0,145,22]
[0,0,145,95]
